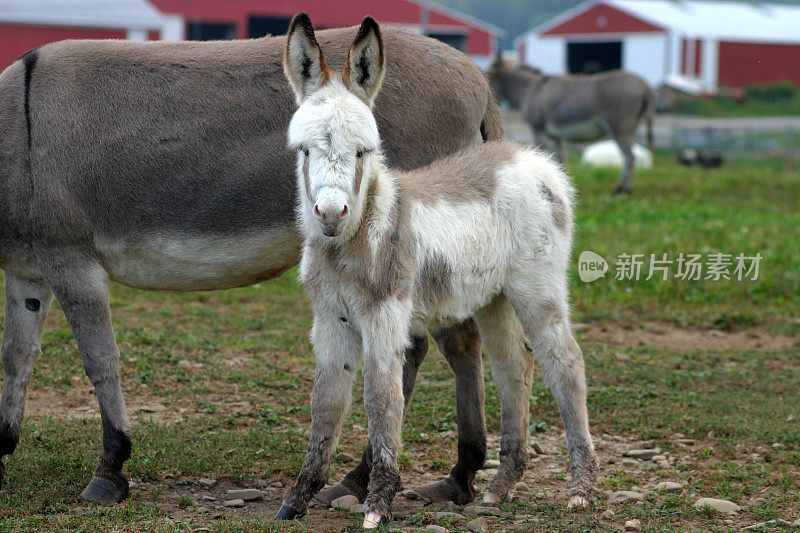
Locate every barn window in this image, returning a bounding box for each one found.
[248,16,293,38]
[187,21,237,41]
[426,32,468,52]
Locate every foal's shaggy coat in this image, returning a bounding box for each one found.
[279,16,597,528]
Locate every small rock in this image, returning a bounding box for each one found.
[466,517,488,533]
[746,497,766,507]
[349,503,364,514]
[693,497,741,515]
[514,481,531,493]
[195,506,210,513]
[654,482,682,492]
[202,495,217,501]
[424,526,449,533]
[270,481,283,488]
[621,458,639,467]
[651,455,667,462]
[601,509,615,520]
[223,499,244,507]
[624,448,661,460]
[331,495,360,510]
[128,480,138,490]
[225,489,262,501]
[439,430,456,438]
[484,459,500,468]
[177,359,192,370]
[787,414,794,422]
[531,441,546,454]
[675,438,696,445]
[624,519,642,531]
[433,512,465,520]
[198,478,217,489]
[474,506,501,516]
[771,442,785,450]
[608,491,645,504]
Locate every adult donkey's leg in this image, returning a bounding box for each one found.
[412,318,486,505]
[0,273,53,488]
[42,255,132,503]
[613,136,636,194]
[315,335,428,506]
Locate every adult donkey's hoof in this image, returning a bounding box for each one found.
[411,476,475,505]
[276,503,305,520]
[363,511,389,529]
[80,473,129,504]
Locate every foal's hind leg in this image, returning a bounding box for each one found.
[40,256,132,503]
[613,136,635,194]
[412,319,486,505]
[0,272,52,489]
[473,294,535,503]
[506,286,597,509]
[314,335,428,506]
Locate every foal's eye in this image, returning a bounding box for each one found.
[302,148,309,157]
[356,150,364,159]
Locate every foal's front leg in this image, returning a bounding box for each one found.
[278,310,361,519]
[360,300,411,528]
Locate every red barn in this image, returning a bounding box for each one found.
[515,0,800,89]
[0,0,501,70]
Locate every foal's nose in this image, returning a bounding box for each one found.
[314,203,348,221]
[313,203,349,237]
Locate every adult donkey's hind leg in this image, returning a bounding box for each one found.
[613,136,636,194]
[412,319,486,504]
[41,255,132,503]
[0,273,53,488]
[473,294,535,503]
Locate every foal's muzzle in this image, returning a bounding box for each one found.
[314,202,349,237]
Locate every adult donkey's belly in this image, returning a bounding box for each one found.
[546,118,608,142]
[94,225,302,291]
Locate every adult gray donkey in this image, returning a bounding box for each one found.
[0,22,502,506]
[488,60,655,193]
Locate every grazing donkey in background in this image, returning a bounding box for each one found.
[0,20,503,504]
[488,60,655,193]
[278,15,597,528]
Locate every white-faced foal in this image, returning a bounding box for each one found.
[277,14,597,529]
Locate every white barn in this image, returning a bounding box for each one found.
[515,0,800,90]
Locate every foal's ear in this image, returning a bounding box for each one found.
[284,13,330,103]
[343,16,385,107]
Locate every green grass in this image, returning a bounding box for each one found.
[672,81,800,117]
[0,158,798,531]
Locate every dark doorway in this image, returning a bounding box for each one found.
[187,21,237,41]
[248,16,293,38]
[426,32,468,52]
[567,41,622,74]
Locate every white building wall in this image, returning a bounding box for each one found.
[519,34,567,73]
[622,33,668,86]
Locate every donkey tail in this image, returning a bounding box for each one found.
[480,90,504,142]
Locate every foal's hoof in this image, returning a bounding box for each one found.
[80,473,129,504]
[411,476,475,505]
[313,482,364,507]
[276,503,305,520]
[567,494,591,510]
[363,511,389,529]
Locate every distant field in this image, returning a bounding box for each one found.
[0,158,798,531]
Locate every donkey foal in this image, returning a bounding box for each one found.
[278,15,597,528]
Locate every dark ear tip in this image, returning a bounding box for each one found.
[359,15,381,37]
[289,12,313,34]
